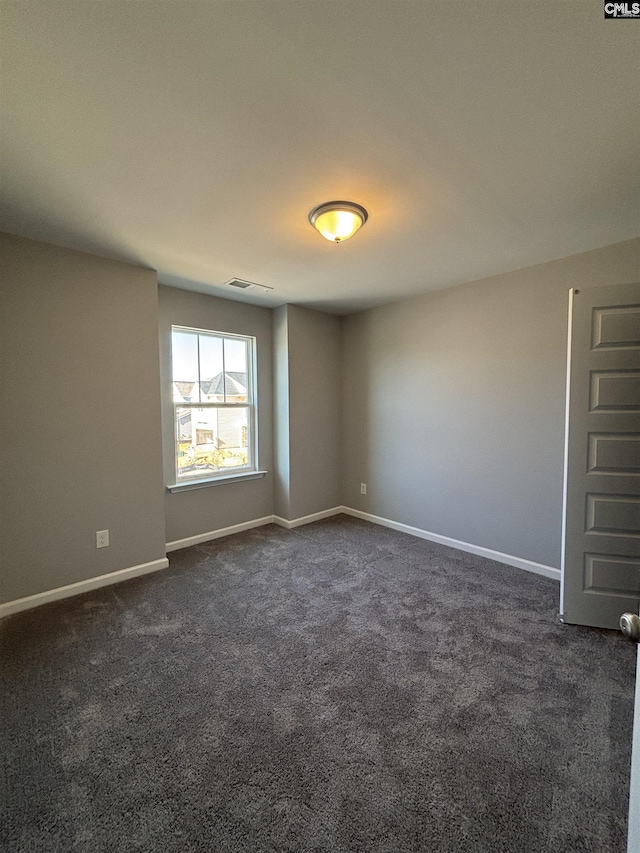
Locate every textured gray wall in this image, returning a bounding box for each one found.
[158,286,274,543]
[0,233,167,603]
[286,305,342,520]
[341,238,640,569]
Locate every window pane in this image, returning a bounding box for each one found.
[198,335,224,401]
[175,406,196,478]
[215,407,249,469]
[223,337,249,402]
[172,331,199,403]
[175,406,249,480]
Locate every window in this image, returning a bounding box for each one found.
[171,326,256,483]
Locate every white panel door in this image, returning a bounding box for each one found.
[561,283,640,629]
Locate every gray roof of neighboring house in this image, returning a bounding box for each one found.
[173,372,247,400]
[200,372,247,398]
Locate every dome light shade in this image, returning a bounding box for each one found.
[308,201,368,243]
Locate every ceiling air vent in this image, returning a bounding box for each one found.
[224,277,273,293]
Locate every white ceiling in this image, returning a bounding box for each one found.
[1,1,638,314]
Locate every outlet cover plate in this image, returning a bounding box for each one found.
[96,530,109,548]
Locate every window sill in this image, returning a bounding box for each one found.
[166,470,268,493]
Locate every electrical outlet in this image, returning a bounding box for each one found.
[96,529,109,549]
[360,483,367,495]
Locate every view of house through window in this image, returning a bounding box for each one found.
[171,327,256,481]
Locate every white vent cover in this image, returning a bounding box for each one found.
[224,277,273,293]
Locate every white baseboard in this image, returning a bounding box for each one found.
[167,505,559,581]
[341,507,561,582]
[0,557,170,618]
[165,508,342,546]
[166,515,275,551]
[1,507,559,619]
[274,506,343,529]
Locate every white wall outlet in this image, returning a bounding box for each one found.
[360,483,367,495]
[96,529,109,549]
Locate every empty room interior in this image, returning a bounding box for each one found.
[1,2,640,852]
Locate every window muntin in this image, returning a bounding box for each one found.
[171,327,256,482]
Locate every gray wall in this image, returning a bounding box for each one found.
[272,305,342,521]
[158,285,274,544]
[287,305,341,519]
[3,232,637,603]
[341,238,640,569]
[273,305,291,519]
[0,233,167,603]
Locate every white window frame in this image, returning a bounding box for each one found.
[169,325,261,489]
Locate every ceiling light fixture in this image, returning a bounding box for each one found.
[308,200,368,243]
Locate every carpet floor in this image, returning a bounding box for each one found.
[1,516,637,852]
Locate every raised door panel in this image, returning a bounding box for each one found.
[562,283,640,629]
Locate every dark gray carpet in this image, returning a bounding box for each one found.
[1,516,636,852]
